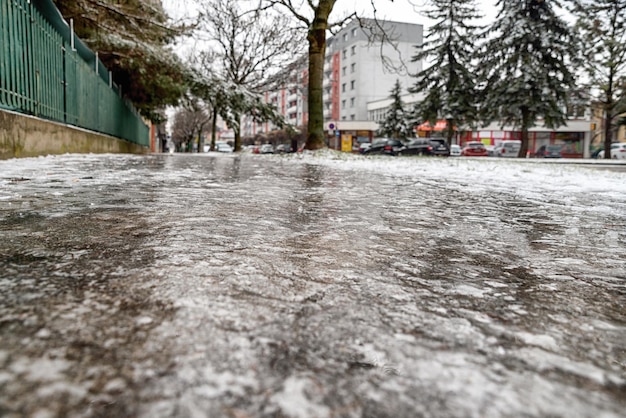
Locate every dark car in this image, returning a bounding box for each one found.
[426,138,451,156]
[535,144,562,158]
[363,138,405,155]
[396,139,432,156]
[398,138,450,156]
[361,138,388,155]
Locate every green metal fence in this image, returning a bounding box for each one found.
[0,0,149,147]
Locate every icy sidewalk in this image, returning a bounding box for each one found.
[0,152,624,418]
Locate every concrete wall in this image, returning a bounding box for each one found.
[0,109,149,160]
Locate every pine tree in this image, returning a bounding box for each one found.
[378,80,413,139]
[53,0,189,122]
[479,0,579,157]
[409,0,482,145]
[572,0,626,159]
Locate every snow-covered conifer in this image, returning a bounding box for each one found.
[409,0,482,145]
[378,80,414,139]
[571,0,626,158]
[478,0,579,156]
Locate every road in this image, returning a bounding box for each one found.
[1,152,624,418]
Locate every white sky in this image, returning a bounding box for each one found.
[162,0,500,32]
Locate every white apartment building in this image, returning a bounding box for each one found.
[324,19,423,123]
[241,18,423,140]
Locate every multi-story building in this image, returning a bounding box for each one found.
[240,55,309,140]
[323,18,422,124]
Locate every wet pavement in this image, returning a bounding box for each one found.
[0,152,624,418]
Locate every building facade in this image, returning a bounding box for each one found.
[323,19,423,123]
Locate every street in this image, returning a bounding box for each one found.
[1,152,625,418]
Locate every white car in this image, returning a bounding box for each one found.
[216,142,233,153]
[597,143,626,159]
[493,140,522,158]
[450,144,462,156]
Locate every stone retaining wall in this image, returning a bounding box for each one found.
[0,109,149,160]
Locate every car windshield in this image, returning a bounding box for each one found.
[468,143,485,148]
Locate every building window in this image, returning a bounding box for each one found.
[342,100,346,109]
[350,114,355,120]
[342,49,347,59]
[342,67,346,76]
[352,28,357,37]
[343,33,348,41]
[351,80,355,90]
[351,45,356,55]
[351,63,356,73]
[342,83,346,92]
[350,98,355,107]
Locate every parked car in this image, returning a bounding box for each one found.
[382,138,407,155]
[358,142,371,154]
[426,138,451,156]
[362,138,387,155]
[535,144,562,158]
[216,142,233,153]
[450,144,462,157]
[363,138,404,155]
[485,145,496,156]
[493,140,522,158]
[259,144,274,154]
[276,144,293,153]
[397,139,432,156]
[396,138,450,156]
[597,142,626,159]
[461,141,488,157]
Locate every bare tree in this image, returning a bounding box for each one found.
[170,102,211,152]
[195,0,303,151]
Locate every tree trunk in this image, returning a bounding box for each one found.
[234,113,242,152]
[603,109,613,160]
[445,118,454,145]
[305,2,335,150]
[211,107,218,151]
[518,107,531,158]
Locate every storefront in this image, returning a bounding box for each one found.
[325,121,379,152]
[460,120,592,158]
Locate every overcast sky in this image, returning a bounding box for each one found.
[162,0,499,32]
